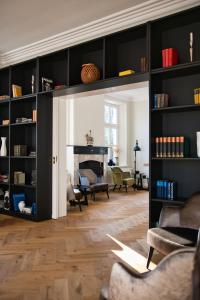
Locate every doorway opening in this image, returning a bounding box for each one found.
[52,81,149,218]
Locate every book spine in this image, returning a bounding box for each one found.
[180,136,184,157]
[171,137,176,157]
[165,49,169,67]
[194,88,198,104]
[159,137,163,157]
[163,137,167,157]
[163,180,168,199]
[170,181,177,200]
[162,49,166,67]
[164,94,169,107]
[154,94,158,109]
[160,93,165,108]
[157,94,161,109]
[175,137,180,157]
[198,88,200,104]
[167,137,171,157]
[167,181,171,199]
[155,137,159,157]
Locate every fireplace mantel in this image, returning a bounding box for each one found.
[68,145,108,155]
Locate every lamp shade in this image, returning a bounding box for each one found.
[133,140,141,152]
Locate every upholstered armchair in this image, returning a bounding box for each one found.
[100,241,200,300]
[78,169,109,201]
[111,167,135,192]
[146,192,200,269]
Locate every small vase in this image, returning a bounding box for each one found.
[0,137,7,156]
[81,63,100,84]
[197,132,200,158]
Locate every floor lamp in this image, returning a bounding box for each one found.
[133,140,141,180]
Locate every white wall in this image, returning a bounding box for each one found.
[67,95,105,146]
[128,99,149,175]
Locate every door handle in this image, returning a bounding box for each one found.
[52,156,58,164]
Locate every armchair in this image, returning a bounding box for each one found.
[78,169,109,201]
[146,192,200,269]
[111,167,135,192]
[100,240,200,300]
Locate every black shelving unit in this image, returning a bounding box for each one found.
[0,5,199,222]
[149,6,200,227]
[0,94,52,221]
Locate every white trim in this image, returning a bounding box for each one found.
[0,0,199,68]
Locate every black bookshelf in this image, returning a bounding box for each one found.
[0,94,52,221]
[150,6,200,227]
[0,5,199,222]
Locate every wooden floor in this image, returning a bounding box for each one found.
[0,190,150,300]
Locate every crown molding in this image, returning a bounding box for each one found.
[0,0,199,68]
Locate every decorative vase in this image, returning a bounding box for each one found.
[197,132,200,157]
[81,63,100,84]
[4,191,9,211]
[0,137,7,156]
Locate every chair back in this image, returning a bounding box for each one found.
[78,169,97,185]
[180,192,200,229]
[111,167,122,173]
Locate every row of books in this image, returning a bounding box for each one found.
[156,180,177,200]
[153,93,169,109]
[155,136,189,158]
[194,88,200,104]
[162,48,178,68]
[0,95,9,101]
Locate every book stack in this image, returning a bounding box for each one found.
[155,136,189,158]
[14,145,27,156]
[12,85,22,97]
[162,48,178,67]
[156,180,177,200]
[0,95,9,101]
[153,93,169,109]
[194,88,200,104]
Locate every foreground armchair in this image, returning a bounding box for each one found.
[146,192,200,268]
[100,240,200,300]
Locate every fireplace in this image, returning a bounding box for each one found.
[79,160,103,177]
[67,145,108,185]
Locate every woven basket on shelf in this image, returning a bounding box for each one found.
[81,63,100,84]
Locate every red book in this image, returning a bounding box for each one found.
[162,49,166,67]
[165,48,169,67]
[168,48,178,66]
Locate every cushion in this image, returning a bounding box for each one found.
[79,169,97,184]
[147,227,197,255]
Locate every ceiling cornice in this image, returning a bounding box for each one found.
[0,0,199,68]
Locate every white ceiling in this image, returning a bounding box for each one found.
[0,0,149,53]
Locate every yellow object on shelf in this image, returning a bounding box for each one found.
[119,70,135,77]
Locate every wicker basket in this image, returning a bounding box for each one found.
[81,63,100,84]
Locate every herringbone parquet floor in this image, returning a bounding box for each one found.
[0,190,149,300]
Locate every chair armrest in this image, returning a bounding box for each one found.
[159,206,181,227]
[122,171,131,179]
[107,249,194,300]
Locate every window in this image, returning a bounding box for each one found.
[104,103,119,147]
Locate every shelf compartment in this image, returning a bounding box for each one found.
[10,95,36,124]
[105,25,147,78]
[151,6,200,69]
[0,100,9,126]
[11,59,37,97]
[0,67,10,97]
[69,39,104,86]
[39,49,68,92]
